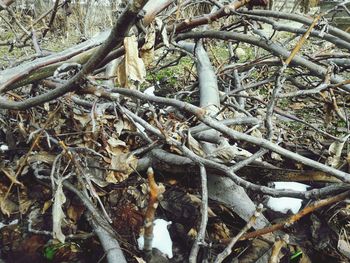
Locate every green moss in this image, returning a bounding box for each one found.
[279,98,290,108]
[210,45,230,62]
[238,47,255,62]
[283,120,303,131]
[337,120,347,128]
[147,56,194,86]
[258,86,269,96]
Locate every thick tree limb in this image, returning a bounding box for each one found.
[178,39,270,232]
[0,31,109,92]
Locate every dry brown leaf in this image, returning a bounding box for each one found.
[271,152,283,161]
[27,152,56,164]
[105,137,138,183]
[169,145,182,155]
[338,239,350,259]
[338,229,350,260]
[251,128,263,138]
[105,58,122,87]
[209,140,252,163]
[73,113,90,128]
[187,228,197,239]
[290,102,305,110]
[134,256,146,263]
[106,137,126,150]
[0,197,17,217]
[188,194,216,217]
[117,58,127,87]
[114,119,125,137]
[106,153,138,183]
[0,182,17,216]
[42,200,52,214]
[67,203,85,223]
[117,35,146,88]
[19,199,32,214]
[126,182,149,209]
[210,222,231,241]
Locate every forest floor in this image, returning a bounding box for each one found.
[1,2,350,263]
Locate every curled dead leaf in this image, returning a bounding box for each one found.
[117,35,146,88]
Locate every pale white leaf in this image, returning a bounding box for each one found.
[328,134,350,167]
[271,152,283,161]
[52,179,66,243]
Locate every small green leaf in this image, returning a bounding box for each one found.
[43,243,65,261]
[290,250,303,261]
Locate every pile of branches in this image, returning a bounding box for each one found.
[1,0,350,262]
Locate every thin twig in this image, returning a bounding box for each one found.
[143,167,165,259]
[268,234,289,263]
[241,190,350,240]
[214,204,264,263]
[189,165,208,263]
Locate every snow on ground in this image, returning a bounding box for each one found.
[143,86,155,96]
[267,182,309,214]
[138,219,173,258]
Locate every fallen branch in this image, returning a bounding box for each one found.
[112,88,350,183]
[175,30,350,91]
[73,90,350,199]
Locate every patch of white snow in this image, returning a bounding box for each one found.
[267,182,309,214]
[143,86,155,96]
[138,218,173,258]
[0,145,9,152]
